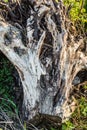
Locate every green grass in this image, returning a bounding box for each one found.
[61,86,87,130]
[0,56,22,129]
[0,58,17,113]
[4,0,8,2]
[64,0,87,32]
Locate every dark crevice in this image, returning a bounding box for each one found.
[51,13,62,33]
[73,70,87,85]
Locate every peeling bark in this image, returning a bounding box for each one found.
[0,0,87,122]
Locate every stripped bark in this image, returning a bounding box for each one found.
[0,0,87,122]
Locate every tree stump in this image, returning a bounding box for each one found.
[0,0,87,123]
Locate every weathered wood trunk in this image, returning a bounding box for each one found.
[0,0,87,122]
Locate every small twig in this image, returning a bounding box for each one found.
[29,123,39,130]
[36,31,46,57]
[0,121,13,124]
[44,43,53,48]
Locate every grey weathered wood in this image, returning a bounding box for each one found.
[0,0,87,122]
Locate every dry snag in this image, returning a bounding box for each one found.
[0,0,87,124]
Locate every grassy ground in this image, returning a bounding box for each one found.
[0,55,24,130]
[62,93,87,130]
